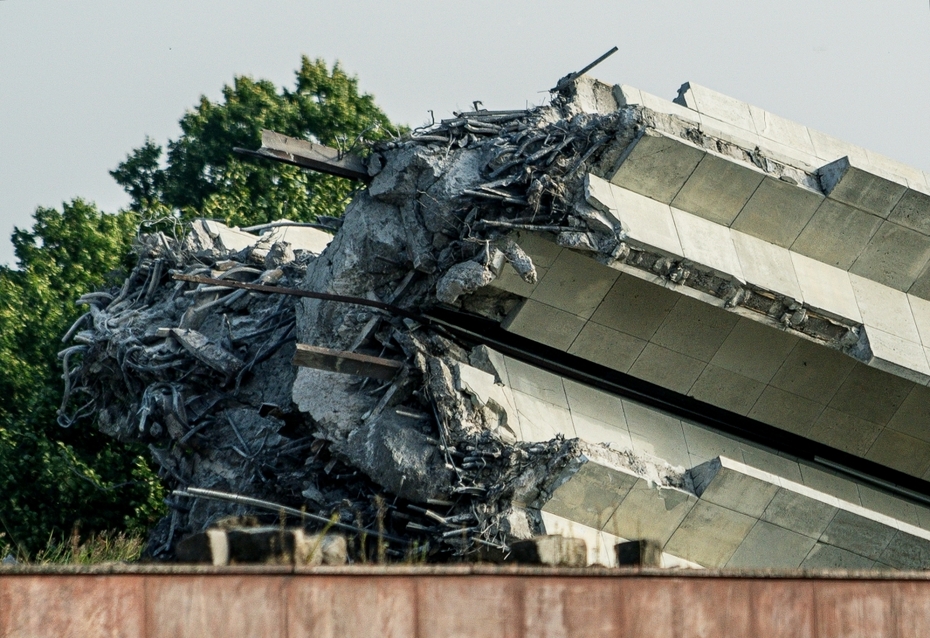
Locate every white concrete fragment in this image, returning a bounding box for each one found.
[820,157,908,219]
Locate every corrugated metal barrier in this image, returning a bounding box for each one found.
[3,565,930,637]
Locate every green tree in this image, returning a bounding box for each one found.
[0,200,164,556]
[112,56,401,228]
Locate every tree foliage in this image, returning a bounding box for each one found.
[1,58,399,558]
[112,56,400,228]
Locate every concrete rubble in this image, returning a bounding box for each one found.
[61,73,930,569]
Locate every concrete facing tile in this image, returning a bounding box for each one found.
[889,189,930,236]
[562,379,625,425]
[664,500,757,567]
[650,294,740,362]
[568,321,646,374]
[601,178,684,256]
[502,299,586,351]
[908,294,930,347]
[490,261,547,296]
[865,429,930,478]
[820,157,907,219]
[530,249,619,320]
[849,273,921,343]
[819,509,897,561]
[768,338,854,404]
[671,153,765,226]
[730,177,823,249]
[849,221,930,291]
[790,199,883,270]
[857,484,921,528]
[886,384,930,443]
[790,252,861,322]
[603,479,697,545]
[801,543,875,569]
[629,430,692,470]
[863,327,930,383]
[710,318,800,384]
[698,114,761,150]
[726,520,817,569]
[589,274,679,340]
[628,342,707,394]
[608,129,705,203]
[808,129,870,165]
[677,82,756,132]
[748,386,824,437]
[692,458,779,518]
[688,364,765,416]
[512,390,575,442]
[542,462,637,531]
[798,465,861,505]
[827,362,913,426]
[571,411,633,450]
[638,89,702,125]
[671,207,743,278]
[806,407,882,456]
[741,447,804,483]
[681,421,746,466]
[762,488,838,539]
[878,530,930,570]
[748,104,817,157]
[731,229,803,300]
[503,356,568,408]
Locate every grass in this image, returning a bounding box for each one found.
[1,528,145,565]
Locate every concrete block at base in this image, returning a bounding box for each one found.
[616,539,664,567]
[731,177,823,249]
[790,199,883,270]
[820,157,907,219]
[671,153,765,227]
[608,129,705,204]
[508,535,587,567]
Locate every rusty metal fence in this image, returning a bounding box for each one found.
[3,565,930,637]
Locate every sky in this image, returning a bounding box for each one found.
[1,0,929,266]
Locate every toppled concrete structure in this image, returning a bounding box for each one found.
[62,73,930,569]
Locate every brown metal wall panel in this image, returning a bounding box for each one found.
[615,577,680,638]
[145,575,287,638]
[287,576,416,638]
[747,580,815,638]
[416,576,523,638]
[814,581,895,638]
[0,574,144,638]
[521,579,622,637]
[892,581,930,636]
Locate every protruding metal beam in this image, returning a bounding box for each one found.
[292,343,404,380]
[234,129,370,182]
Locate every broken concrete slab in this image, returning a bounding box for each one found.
[670,153,765,227]
[508,535,587,567]
[820,156,907,219]
[608,128,705,203]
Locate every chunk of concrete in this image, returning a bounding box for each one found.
[731,177,824,249]
[690,457,779,518]
[790,199,883,270]
[509,535,587,567]
[615,539,663,567]
[820,157,907,219]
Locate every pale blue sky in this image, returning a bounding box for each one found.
[2,0,929,266]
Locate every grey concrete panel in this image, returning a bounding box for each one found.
[650,295,739,363]
[671,153,765,226]
[827,362,913,426]
[628,343,707,394]
[503,356,568,408]
[889,189,930,236]
[790,199,883,270]
[664,501,757,567]
[731,177,823,249]
[692,459,779,518]
[601,178,684,256]
[709,318,800,384]
[731,229,803,300]
[801,543,875,570]
[530,250,619,320]
[629,430,692,470]
[886,384,930,443]
[740,448,804,483]
[798,464,861,505]
[512,390,575,442]
[490,261,548,296]
[908,257,930,301]
[762,488,838,539]
[571,412,633,450]
[603,480,697,545]
[791,251,862,322]
[677,82,756,132]
[862,327,930,384]
[748,386,824,437]
[608,129,705,204]
[849,221,930,292]
[688,364,765,416]
[806,408,883,456]
[671,207,744,278]
[567,322,646,374]
[726,520,817,569]
[857,484,921,528]
[879,531,930,570]
[908,294,930,347]
[541,462,638,531]
[768,339,854,405]
[563,379,626,426]
[512,231,563,269]
[819,509,897,561]
[820,157,907,219]
[681,421,746,465]
[748,104,818,158]
[502,299,586,352]
[850,273,922,343]
[589,274,679,341]
[865,429,930,478]
[808,128,871,165]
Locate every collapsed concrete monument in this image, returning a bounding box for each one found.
[61,71,930,569]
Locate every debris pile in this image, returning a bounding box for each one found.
[61,77,716,562]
